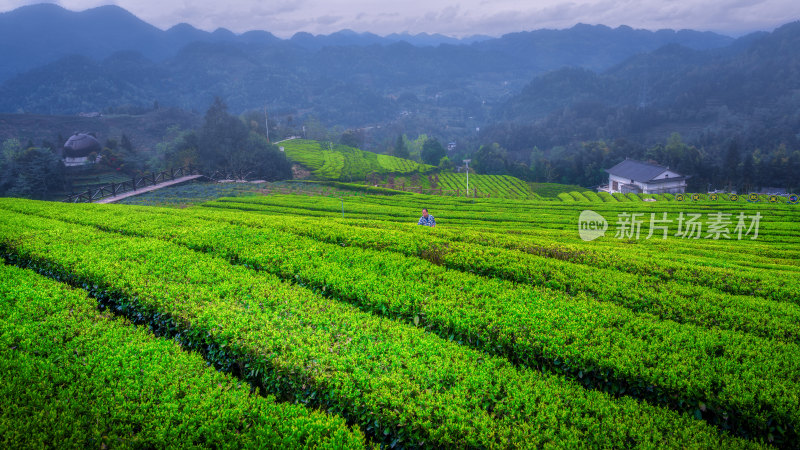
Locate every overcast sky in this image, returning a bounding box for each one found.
[2,0,798,37]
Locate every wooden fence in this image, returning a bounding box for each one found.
[64,166,200,203]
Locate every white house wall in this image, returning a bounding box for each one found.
[641,180,687,194]
[63,157,90,167]
[652,170,681,180]
[609,175,632,193]
[608,174,686,194]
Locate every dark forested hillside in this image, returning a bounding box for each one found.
[0,4,165,81]
[0,4,735,129]
[0,108,201,152]
[492,21,800,149]
[481,22,800,191]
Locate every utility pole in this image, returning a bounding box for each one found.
[463,159,471,197]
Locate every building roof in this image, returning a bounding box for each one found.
[63,133,101,158]
[605,158,681,183]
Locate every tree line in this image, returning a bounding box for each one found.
[152,98,291,181]
[0,98,292,200]
[466,132,800,192]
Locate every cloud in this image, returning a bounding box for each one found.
[315,14,342,26]
[1,0,798,37]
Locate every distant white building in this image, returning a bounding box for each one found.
[759,187,788,195]
[601,158,687,194]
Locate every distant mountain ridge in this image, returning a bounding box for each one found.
[483,21,800,161]
[0,3,489,82]
[287,29,494,50]
[499,21,800,122]
[0,3,735,84]
[473,24,734,72]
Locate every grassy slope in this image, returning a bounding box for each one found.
[279,139,434,181]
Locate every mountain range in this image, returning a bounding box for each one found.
[486,20,800,154]
[0,3,738,122]
[0,3,494,82]
[1,2,799,170]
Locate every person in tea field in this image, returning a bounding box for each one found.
[418,208,436,227]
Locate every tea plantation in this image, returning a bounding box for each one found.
[1,191,798,448]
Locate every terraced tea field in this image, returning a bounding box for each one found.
[1,192,798,448]
[436,173,537,198]
[280,139,434,181]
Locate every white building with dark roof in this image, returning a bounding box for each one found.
[63,133,101,167]
[602,158,687,194]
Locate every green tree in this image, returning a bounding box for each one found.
[2,138,23,161]
[156,130,200,171]
[96,135,145,176]
[339,129,364,148]
[723,140,740,190]
[507,161,533,181]
[198,97,249,176]
[474,143,508,174]
[769,144,790,189]
[407,134,427,162]
[120,134,134,153]
[421,138,446,165]
[241,109,279,140]
[303,116,332,141]
[0,139,22,194]
[393,135,410,159]
[196,98,291,180]
[230,133,292,181]
[789,150,800,192]
[740,152,754,192]
[1,146,64,199]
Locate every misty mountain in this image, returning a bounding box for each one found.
[485,21,800,160]
[0,3,489,83]
[0,4,740,129]
[473,24,734,73]
[287,29,493,50]
[386,32,493,47]
[1,4,164,82]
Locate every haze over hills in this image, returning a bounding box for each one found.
[490,21,800,150]
[0,4,735,82]
[0,3,494,82]
[0,4,740,125]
